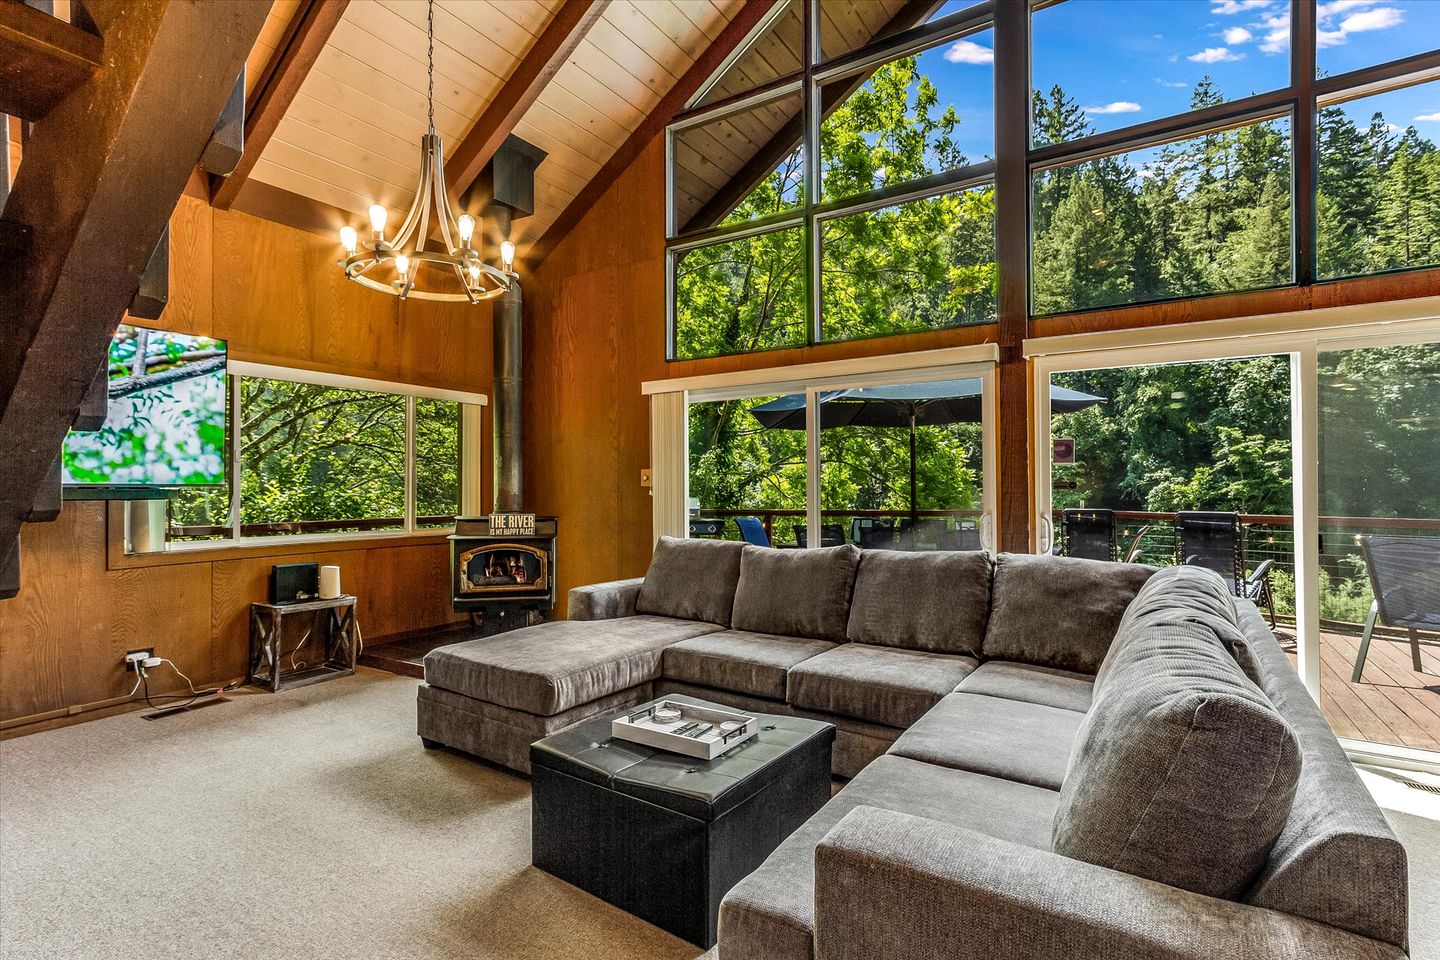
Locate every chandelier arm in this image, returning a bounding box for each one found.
[451,260,479,304]
[390,136,429,251]
[432,136,458,255]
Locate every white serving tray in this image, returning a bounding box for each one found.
[611,700,758,761]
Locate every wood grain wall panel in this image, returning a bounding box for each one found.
[2,197,481,729]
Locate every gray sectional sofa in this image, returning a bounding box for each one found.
[417,537,1411,960]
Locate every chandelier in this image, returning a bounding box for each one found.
[336,0,513,303]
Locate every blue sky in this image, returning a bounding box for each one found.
[900,0,1440,160]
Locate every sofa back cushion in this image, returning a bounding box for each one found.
[1094,564,1245,694]
[731,543,862,642]
[982,553,1156,674]
[1053,613,1301,901]
[1234,605,1410,949]
[635,536,744,626]
[845,550,992,656]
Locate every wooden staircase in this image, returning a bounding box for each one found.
[0,0,268,600]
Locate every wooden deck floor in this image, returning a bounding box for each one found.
[1277,625,1440,753]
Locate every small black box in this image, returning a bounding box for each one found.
[270,562,319,604]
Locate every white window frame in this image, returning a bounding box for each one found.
[142,362,487,554]
[1027,295,1440,772]
[644,344,1000,554]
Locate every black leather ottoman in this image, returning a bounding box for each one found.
[530,694,835,948]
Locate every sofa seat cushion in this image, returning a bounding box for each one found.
[423,616,723,717]
[635,536,745,626]
[718,754,1058,960]
[787,643,978,728]
[982,553,1156,673]
[844,549,992,656]
[956,661,1095,713]
[730,543,862,642]
[1054,611,1302,901]
[887,692,1084,790]
[662,630,835,701]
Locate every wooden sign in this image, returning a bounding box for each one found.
[489,513,537,537]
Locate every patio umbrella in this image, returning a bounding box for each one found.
[749,378,1104,520]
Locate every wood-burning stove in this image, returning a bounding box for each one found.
[449,515,557,635]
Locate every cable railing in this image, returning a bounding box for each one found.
[169,515,457,540]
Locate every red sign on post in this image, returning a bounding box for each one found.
[1053,438,1076,464]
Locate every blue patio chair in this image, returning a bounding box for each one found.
[734,517,770,548]
[1351,535,1440,682]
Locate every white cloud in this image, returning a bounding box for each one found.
[1339,7,1404,32]
[944,39,993,64]
[1416,112,1440,123]
[1223,26,1253,43]
[1188,46,1243,62]
[1317,0,1383,17]
[1260,27,1291,53]
[1156,78,1190,88]
[1211,0,1270,13]
[1083,101,1143,115]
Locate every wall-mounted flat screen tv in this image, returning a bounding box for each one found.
[61,323,228,494]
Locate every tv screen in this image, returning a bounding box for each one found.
[62,323,228,489]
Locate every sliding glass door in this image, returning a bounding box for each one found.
[1034,320,1440,766]
[680,364,996,553]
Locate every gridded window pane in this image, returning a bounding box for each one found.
[671,92,804,235]
[688,396,807,547]
[237,378,405,536]
[1031,0,1291,145]
[1031,117,1292,314]
[673,226,807,359]
[1316,0,1440,77]
[416,398,461,528]
[820,185,995,341]
[819,30,994,201]
[694,0,803,108]
[1318,81,1440,280]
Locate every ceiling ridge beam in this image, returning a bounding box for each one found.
[525,0,783,271]
[0,1,103,123]
[445,0,610,207]
[211,0,350,210]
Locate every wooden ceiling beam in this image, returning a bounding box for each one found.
[0,1,103,123]
[0,0,268,559]
[445,0,610,206]
[525,0,783,270]
[210,0,349,210]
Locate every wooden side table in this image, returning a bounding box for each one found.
[248,596,358,692]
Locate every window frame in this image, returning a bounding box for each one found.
[145,361,486,554]
[664,0,1440,355]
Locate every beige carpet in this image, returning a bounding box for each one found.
[3,669,1438,959]
[0,669,701,960]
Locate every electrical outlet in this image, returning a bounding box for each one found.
[124,648,154,671]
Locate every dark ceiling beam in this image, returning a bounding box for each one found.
[210,0,349,210]
[0,1,103,123]
[0,0,268,560]
[525,0,783,270]
[681,0,942,235]
[446,0,610,208]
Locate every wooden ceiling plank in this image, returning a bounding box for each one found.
[612,2,698,74]
[262,134,415,211]
[271,113,419,189]
[536,78,637,149]
[361,1,512,94]
[212,0,349,209]
[444,0,609,201]
[250,156,379,218]
[527,0,783,270]
[0,1,103,122]
[285,90,430,168]
[309,40,476,140]
[0,0,268,563]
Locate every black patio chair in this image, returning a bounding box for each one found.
[795,524,845,548]
[1176,511,1277,626]
[1063,509,1116,562]
[1351,535,1440,683]
[940,520,982,552]
[851,517,901,549]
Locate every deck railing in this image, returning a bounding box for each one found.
[169,516,456,539]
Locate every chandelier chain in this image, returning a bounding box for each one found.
[427,0,435,133]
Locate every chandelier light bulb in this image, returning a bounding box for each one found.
[395,254,410,278]
[468,264,480,281]
[339,225,358,255]
[457,214,475,245]
[500,240,515,272]
[369,204,388,235]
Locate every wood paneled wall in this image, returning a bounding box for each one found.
[0,195,490,729]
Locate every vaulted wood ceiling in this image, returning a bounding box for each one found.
[230,0,746,262]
